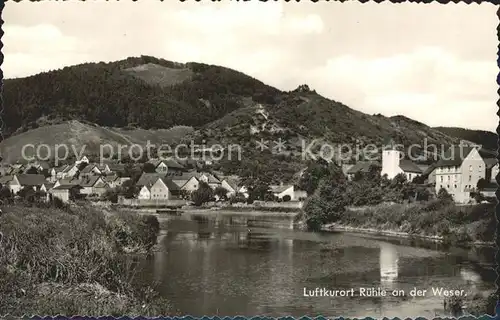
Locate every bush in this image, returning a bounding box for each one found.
[0,204,171,316]
[191,182,214,206]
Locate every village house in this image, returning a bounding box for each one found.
[434,146,487,203]
[79,164,103,178]
[484,158,499,182]
[10,163,26,175]
[103,174,130,189]
[270,184,295,200]
[148,158,186,175]
[198,172,221,189]
[138,185,152,200]
[178,176,200,193]
[50,165,69,182]
[220,177,240,197]
[8,174,47,194]
[74,155,90,166]
[136,173,180,200]
[107,163,126,175]
[381,149,423,181]
[28,161,50,172]
[61,164,79,179]
[53,177,82,191]
[421,163,437,185]
[171,172,200,189]
[50,185,82,203]
[79,176,109,197]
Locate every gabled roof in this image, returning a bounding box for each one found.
[107,163,125,172]
[170,171,201,181]
[62,164,78,173]
[103,174,119,182]
[57,178,82,186]
[15,174,46,186]
[53,184,82,191]
[200,173,221,184]
[435,146,481,168]
[96,164,109,171]
[148,158,185,170]
[137,173,180,191]
[0,175,13,185]
[164,158,185,170]
[422,163,437,176]
[43,182,55,190]
[399,160,423,174]
[173,175,199,188]
[53,165,69,173]
[222,178,240,191]
[160,178,181,191]
[270,184,293,194]
[80,176,105,187]
[136,173,165,187]
[80,164,98,174]
[484,158,498,169]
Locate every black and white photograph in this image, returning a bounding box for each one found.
[0,1,497,318]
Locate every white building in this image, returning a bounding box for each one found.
[434,146,486,203]
[381,149,423,181]
[270,184,295,200]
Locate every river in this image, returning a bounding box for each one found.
[136,212,495,318]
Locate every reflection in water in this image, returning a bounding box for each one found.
[379,242,399,287]
[141,214,493,318]
[154,234,167,282]
[460,267,481,291]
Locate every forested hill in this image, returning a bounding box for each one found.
[434,127,498,152]
[3,55,281,137]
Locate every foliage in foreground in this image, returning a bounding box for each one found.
[0,204,173,316]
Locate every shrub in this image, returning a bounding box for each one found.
[0,204,170,316]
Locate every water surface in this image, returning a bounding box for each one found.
[138,213,495,318]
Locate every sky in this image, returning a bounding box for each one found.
[3,1,498,132]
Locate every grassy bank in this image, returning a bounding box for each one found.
[0,203,176,316]
[321,201,495,247]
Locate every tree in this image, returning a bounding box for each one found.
[103,188,119,203]
[282,194,291,202]
[69,186,81,201]
[119,179,139,199]
[298,159,343,195]
[229,192,246,204]
[412,174,427,185]
[142,163,156,173]
[476,178,488,190]
[191,182,214,206]
[303,179,348,231]
[437,187,454,202]
[214,186,228,201]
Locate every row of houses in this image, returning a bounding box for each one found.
[133,169,298,202]
[0,155,132,202]
[0,155,302,204]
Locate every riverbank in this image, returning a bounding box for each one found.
[0,202,176,316]
[317,201,496,248]
[184,206,300,217]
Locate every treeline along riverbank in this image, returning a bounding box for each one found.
[0,201,176,316]
[298,159,496,248]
